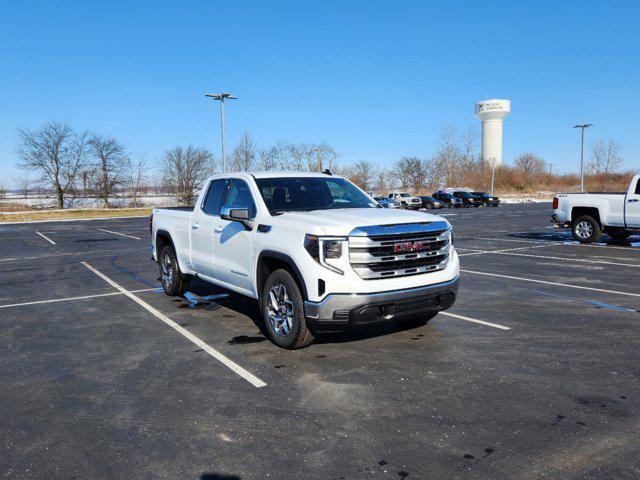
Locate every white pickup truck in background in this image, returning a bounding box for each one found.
[151,172,459,348]
[387,191,422,210]
[552,173,640,243]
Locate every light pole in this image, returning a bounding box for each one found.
[205,92,237,173]
[573,123,593,192]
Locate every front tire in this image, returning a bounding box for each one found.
[159,245,190,296]
[261,269,315,349]
[572,215,601,243]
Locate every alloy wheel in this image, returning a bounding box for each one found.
[267,283,294,336]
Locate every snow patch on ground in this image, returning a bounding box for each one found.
[0,194,180,210]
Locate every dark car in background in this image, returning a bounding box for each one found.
[419,196,443,209]
[432,192,463,208]
[472,191,500,207]
[453,191,483,207]
[373,196,401,209]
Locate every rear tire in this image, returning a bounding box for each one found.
[261,269,314,349]
[159,245,190,296]
[572,215,601,243]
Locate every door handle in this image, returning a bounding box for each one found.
[214,225,223,233]
[628,199,639,203]
[192,223,199,229]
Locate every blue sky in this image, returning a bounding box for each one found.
[1,0,639,181]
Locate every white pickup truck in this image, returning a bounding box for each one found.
[387,191,422,210]
[151,171,459,348]
[552,173,640,243]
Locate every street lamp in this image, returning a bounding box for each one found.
[573,123,593,193]
[205,92,238,173]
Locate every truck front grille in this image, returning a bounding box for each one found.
[349,222,450,280]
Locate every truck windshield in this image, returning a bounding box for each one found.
[255,177,377,213]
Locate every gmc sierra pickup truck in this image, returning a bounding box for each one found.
[552,173,640,243]
[151,172,459,348]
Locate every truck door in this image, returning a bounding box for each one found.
[626,177,640,227]
[190,178,228,279]
[213,178,256,292]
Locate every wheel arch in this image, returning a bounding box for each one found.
[256,251,308,301]
[571,207,602,226]
[155,229,175,261]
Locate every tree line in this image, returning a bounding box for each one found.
[10,120,630,208]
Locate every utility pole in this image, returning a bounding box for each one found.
[205,92,238,173]
[573,123,593,193]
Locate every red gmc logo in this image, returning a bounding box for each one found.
[394,241,426,253]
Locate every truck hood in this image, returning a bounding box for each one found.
[274,208,448,236]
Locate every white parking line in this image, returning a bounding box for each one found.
[81,261,266,388]
[438,311,511,330]
[99,228,141,240]
[0,288,158,309]
[0,246,147,263]
[462,269,640,298]
[478,250,640,268]
[457,244,548,257]
[36,231,56,245]
[474,237,637,250]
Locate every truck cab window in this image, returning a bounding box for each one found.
[635,179,640,194]
[202,179,227,216]
[224,179,257,219]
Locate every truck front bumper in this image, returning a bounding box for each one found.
[304,276,459,331]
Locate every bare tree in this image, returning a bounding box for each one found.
[88,134,128,207]
[230,131,256,172]
[16,121,87,209]
[257,147,279,171]
[431,125,462,187]
[350,160,378,192]
[589,139,623,174]
[306,143,339,172]
[514,152,546,179]
[162,146,214,204]
[15,174,35,199]
[376,168,393,194]
[0,180,7,199]
[126,153,148,207]
[391,156,425,191]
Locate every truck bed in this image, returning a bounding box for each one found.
[154,206,195,212]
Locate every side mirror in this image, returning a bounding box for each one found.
[221,206,253,229]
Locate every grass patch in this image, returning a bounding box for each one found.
[0,208,153,223]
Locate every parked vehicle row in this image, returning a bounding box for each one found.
[373,190,500,210]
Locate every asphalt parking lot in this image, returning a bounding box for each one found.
[2,203,640,480]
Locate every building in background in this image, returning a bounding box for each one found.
[475,99,511,167]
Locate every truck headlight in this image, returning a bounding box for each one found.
[304,234,346,275]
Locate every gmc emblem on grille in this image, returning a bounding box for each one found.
[394,241,426,253]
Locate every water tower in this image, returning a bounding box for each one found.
[475,99,511,166]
